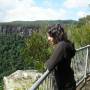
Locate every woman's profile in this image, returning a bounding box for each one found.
[46,24,76,90]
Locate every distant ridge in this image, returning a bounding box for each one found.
[0,20,77,26]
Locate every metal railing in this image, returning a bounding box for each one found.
[29,45,90,90]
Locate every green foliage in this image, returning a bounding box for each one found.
[0,83,3,90]
[21,32,53,72]
[67,15,90,48]
[0,34,25,81]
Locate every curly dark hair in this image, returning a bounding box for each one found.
[48,24,67,43]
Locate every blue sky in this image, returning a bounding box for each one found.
[0,0,90,22]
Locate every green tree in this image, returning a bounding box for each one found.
[68,15,90,47]
[21,32,53,72]
[0,34,25,81]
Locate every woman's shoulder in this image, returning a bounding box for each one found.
[58,40,75,48]
[58,40,76,56]
[58,40,71,48]
[58,41,66,46]
[63,40,76,58]
[56,40,76,53]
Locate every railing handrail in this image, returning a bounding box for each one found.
[29,70,50,90]
[76,45,90,51]
[29,45,90,90]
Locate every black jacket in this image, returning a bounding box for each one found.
[46,41,76,90]
[46,41,76,71]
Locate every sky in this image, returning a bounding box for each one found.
[0,0,90,22]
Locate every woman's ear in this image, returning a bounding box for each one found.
[61,32,64,36]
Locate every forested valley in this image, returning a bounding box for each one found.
[0,15,90,89]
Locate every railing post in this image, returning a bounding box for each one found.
[84,47,88,90]
[84,47,88,83]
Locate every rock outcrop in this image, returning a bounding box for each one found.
[3,70,42,90]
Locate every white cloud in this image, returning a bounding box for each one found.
[0,0,67,21]
[4,6,67,21]
[0,0,89,22]
[0,0,35,10]
[77,11,89,18]
[0,0,17,10]
[63,0,90,8]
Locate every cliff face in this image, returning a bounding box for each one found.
[0,25,39,37]
[0,19,77,36]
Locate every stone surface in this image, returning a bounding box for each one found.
[3,70,42,90]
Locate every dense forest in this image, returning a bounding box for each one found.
[0,15,90,89]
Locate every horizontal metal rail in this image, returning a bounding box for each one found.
[76,45,90,51]
[29,45,90,90]
[28,70,50,90]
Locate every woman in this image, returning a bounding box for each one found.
[46,24,76,90]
